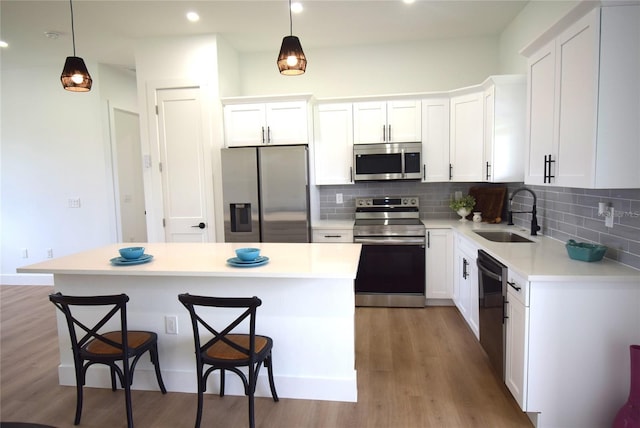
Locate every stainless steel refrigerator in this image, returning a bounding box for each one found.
[221,145,311,243]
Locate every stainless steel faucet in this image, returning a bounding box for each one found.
[507,187,541,236]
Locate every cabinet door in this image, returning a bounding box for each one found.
[505,286,529,410]
[425,229,453,299]
[387,100,422,143]
[421,98,450,182]
[314,103,354,185]
[266,101,308,145]
[555,10,599,188]
[525,41,556,186]
[450,92,484,182]
[485,78,526,183]
[224,103,267,147]
[353,101,386,144]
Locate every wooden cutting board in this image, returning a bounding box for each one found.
[468,186,507,223]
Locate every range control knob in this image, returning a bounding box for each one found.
[402,199,408,205]
[411,199,417,205]
[366,199,372,205]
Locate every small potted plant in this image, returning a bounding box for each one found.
[449,195,476,221]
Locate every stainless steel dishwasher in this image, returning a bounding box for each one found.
[476,249,507,380]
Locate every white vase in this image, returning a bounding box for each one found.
[473,212,482,223]
[457,208,471,221]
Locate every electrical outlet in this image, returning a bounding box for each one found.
[605,208,614,228]
[47,248,53,258]
[165,315,178,335]
[68,198,81,208]
[21,248,28,258]
[336,193,343,204]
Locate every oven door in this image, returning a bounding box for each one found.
[354,237,426,307]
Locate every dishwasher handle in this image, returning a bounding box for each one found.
[476,259,503,282]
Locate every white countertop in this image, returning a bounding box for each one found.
[314,218,639,283]
[17,242,362,279]
[439,220,639,282]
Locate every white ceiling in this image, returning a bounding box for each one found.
[1,0,529,71]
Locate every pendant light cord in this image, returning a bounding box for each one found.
[69,0,77,56]
[288,0,293,36]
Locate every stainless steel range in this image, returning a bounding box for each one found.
[353,196,426,307]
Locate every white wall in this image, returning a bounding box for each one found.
[1,62,111,284]
[239,36,500,98]
[133,35,225,243]
[499,0,580,74]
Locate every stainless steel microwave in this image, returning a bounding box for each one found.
[353,142,422,181]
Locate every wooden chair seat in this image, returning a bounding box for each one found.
[86,331,155,355]
[205,334,269,361]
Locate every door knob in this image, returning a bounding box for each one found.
[192,222,206,229]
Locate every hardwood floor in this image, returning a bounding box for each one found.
[0,285,532,428]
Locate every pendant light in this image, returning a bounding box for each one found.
[276,0,307,75]
[60,0,92,91]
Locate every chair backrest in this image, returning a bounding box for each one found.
[49,292,130,358]
[178,294,262,361]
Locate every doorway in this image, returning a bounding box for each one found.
[112,108,147,243]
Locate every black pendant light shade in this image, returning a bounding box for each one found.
[277,35,307,75]
[61,0,92,91]
[61,56,92,91]
[277,0,307,75]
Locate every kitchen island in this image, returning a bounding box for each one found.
[18,242,362,402]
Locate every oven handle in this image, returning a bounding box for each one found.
[476,260,503,282]
[354,237,426,246]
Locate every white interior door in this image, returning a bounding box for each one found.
[156,87,210,242]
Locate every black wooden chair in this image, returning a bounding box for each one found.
[49,292,167,428]
[178,293,278,428]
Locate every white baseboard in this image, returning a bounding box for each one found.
[57,364,358,403]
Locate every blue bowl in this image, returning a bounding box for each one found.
[235,247,260,262]
[119,246,145,260]
[565,240,606,262]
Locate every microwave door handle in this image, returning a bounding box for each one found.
[401,148,405,178]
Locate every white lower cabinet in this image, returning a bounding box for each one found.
[503,272,640,427]
[505,270,529,410]
[453,234,479,339]
[311,228,353,243]
[425,229,453,299]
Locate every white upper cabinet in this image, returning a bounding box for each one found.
[523,5,640,188]
[224,100,309,147]
[313,103,354,185]
[421,97,450,182]
[353,100,421,144]
[449,91,484,182]
[483,76,526,183]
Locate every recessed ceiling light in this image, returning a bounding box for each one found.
[291,2,303,14]
[186,11,200,22]
[0,41,8,48]
[403,0,416,4]
[44,31,60,39]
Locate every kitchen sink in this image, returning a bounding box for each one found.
[474,231,534,243]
